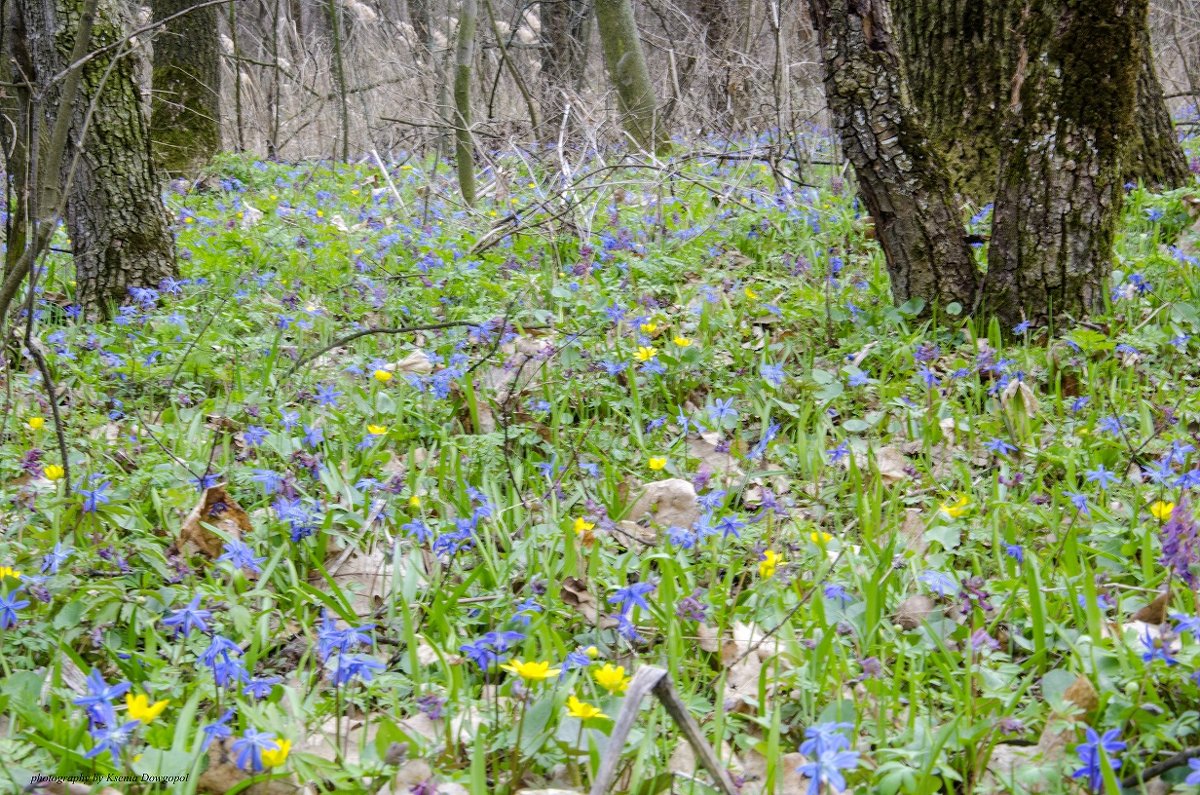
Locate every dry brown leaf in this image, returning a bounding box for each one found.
[875,446,910,484]
[687,432,744,479]
[894,595,937,630]
[560,577,618,629]
[1061,674,1098,714]
[1001,379,1039,417]
[179,484,252,558]
[321,546,413,617]
[898,508,927,556]
[395,350,434,374]
[626,478,700,528]
[1130,588,1170,624]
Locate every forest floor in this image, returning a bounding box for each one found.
[3,136,1200,795]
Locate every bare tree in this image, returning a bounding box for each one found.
[150,0,222,175]
[454,0,478,205]
[6,0,176,317]
[595,0,667,153]
[808,0,1146,328]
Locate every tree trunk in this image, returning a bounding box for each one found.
[149,0,221,176]
[894,0,1188,198]
[540,0,589,138]
[594,0,668,154]
[453,0,477,206]
[18,0,177,316]
[407,0,432,50]
[806,0,978,311]
[982,0,1145,328]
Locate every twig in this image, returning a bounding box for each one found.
[1121,745,1200,788]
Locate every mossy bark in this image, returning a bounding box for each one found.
[19,0,177,316]
[594,0,668,154]
[982,0,1145,328]
[149,0,220,176]
[806,0,979,312]
[894,0,1188,198]
[453,0,477,207]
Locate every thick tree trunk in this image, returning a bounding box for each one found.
[894,0,1189,197]
[453,0,477,206]
[19,0,177,315]
[149,0,221,176]
[982,0,1145,328]
[539,0,588,138]
[594,0,668,154]
[806,0,978,311]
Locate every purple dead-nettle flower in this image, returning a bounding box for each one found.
[970,629,1000,652]
[1160,497,1199,587]
[162,594,213,638]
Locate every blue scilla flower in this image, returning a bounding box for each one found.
[1071,727,1124,792]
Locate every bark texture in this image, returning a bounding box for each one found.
[594,0,668,154]
[453,0,477,206]
[149,0,221,176]
[807,0,978,311]
[982,0,1145,328]
[539,0,589,138]
[894,0,1189,197]
[19,0,177,315]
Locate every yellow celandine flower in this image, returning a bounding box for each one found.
[1150,501,1175,522]
[261,738,291,768]
[810,531,833,544]
[672,336,692,347]
[566,695,607,720]
[573,517,596,535]
[758,550,782,578]
[639,322,658,334]
[634,346,658,362]
[0,566,21,580]
[585,645,600,659]
[28,417,45,430]
[594,664,631,694]
[500,659,561,682]
[648,457,667,471]
[409,495,422,508]
[366,424,388,436]
[44,465,65,481]
[374,369,394,383]
[125,693,169,724]
[939,495,970,519]
[744,287,758,300]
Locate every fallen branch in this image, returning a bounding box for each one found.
[589,665,738,795]
[1122,745,1200,789]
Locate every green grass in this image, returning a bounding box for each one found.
[1,143,1200,794]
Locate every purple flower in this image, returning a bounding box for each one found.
[1160,497,1198,587]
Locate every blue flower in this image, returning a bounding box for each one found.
[826,443,849,464]
[760,363,785,387]
[79,481,112,513]
[73,669,131,712]
[316,611,376,661]
[162,594,212,638]
[1071,727,1125,793]
[1065,492,1090,515]
[218,539,266,574]
[232,727,279,773]
[326,653,385,685]
[1171,612,1200,637]
[798,749,860,795]
[1186,758,1200,785]
[1139,628,1177,666]
[608,582,655,616]
[314,384,343,407]
[243,425,268,447]
[243,676,283,700]
[41,542,72,574]
[302,425,324,448]
[707,398,738,425]
[0,587,30,629]
[1085,465,1117,490]
[201,708,235,751]
[1004,544,1024,564]
[250,469,284,494]
[919,570,958,597]
[984,438,1016,456]
[84,714,141,764]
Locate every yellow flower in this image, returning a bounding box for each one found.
[366,424,388,436]
[373,369,394,383]
[639,322,658,334]
[1150,501,1175,522]
[261,738,291,768]
[27,417,45,430]
[408,495,422,508]
[44,465,65,481]
[939,495,970,519]
[585,645,600,659]
[316,210,324,218]
[500,659,561,682]
[810,531,833,545]
[744,287,758,300]
[125,693,169,724]
[758,550,782,578]
[0,566,21,581]
[594,663,630,694]
[573,517,595,535]
[634,346,658,362]
[648,457,667,471]
[672,336,692,347]
[566,695,607,720]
